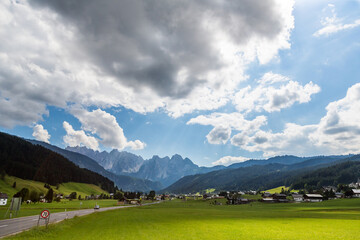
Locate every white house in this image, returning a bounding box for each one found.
[304,194,323,202]
[292,194,304,202]
[352,189,360,198]
[0,193,8,205]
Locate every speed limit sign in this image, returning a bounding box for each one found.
[40,209,50,219]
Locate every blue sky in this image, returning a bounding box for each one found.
[1,0,360,166]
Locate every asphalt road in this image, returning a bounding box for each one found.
[0,202,160,238]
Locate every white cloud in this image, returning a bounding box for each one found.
[233,83,360,157]
[188,112,267,131]
[314,4,360,37]
[309,83,360,154]
[233,72,320,113]
[0,0,295,128]
[206,126,232,145]
[240,124,320,157]
[188,112,267,145]
[127,140,147,151]
[63,121,99,150]
[70,108,146,150]
[212,156,250,166]
[32,124,50,143]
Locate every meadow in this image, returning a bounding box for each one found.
[0,176,114,219]
[5,198,360,240]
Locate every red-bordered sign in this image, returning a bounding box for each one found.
[40,210,50,219]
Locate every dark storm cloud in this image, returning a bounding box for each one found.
[29,0,284,98]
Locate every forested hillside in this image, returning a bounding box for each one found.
[290,159,360,189]
[163,154,360,193]
[0,132,115,193]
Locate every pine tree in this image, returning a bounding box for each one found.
[45,188,54,203]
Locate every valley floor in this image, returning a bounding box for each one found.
[4,198,360,240]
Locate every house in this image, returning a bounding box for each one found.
[351,189,360,198]
[322,186,337,192]
[0,193,8,206]
[227,196,251,205]
[39,195,47,203]
[272,194,289,203]
[262,192,272,198]
[261,194,275,203]
[304,194,323,202]
[55,193,63,199]
[292,194,304,202]
[335,192,344,199]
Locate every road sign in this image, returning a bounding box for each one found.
[38,209,51,228]
[40,210,50,219]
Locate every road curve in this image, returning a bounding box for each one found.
[0,202,160,238]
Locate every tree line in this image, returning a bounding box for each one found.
[0,132,116,193]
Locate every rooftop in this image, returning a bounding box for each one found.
[305,194,323,198]
[0,193,8,199]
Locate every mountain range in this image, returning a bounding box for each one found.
[162,154,360,193]
[29,140,162,192]
[2,130,357,194]
[66,146,224,187]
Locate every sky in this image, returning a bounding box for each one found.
[1,0,360,167]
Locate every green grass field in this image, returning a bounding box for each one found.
[265,186,298,194]
[6,198,360,240]
[0,176,113,219]
[1,176,109,199]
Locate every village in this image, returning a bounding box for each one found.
[2,179,360,208]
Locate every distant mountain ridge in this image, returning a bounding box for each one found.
[66,146,225,187]
[226,155,352,169]
[29,140,162,192]
[65,146,355,189]
[162,154,360,193]
[66,146,144,174]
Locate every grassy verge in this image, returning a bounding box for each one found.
[0,175,113,219]
[0,199,118,219]
[6,198,360,240]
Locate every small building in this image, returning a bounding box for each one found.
[273,194,289,203]
[227,196,251,205]
[262,192,272,198]
[292,194,304,202]
[349,178,360,188]
[304,194,323,202]
[322,186,337,192]
[0,193,8,205]
[335,192,344,199]
[351,189,360,198]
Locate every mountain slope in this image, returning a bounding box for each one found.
[290,156,360,189]
[0,132,115,193]
[28,140,162,192]
[1,175,110,200]
[66,146,144,174]
[226,155,350,169]
[163,154,360,193]
[67,147,225,187]
[131,155,200,187]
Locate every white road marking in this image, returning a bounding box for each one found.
[0,225,8,228]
